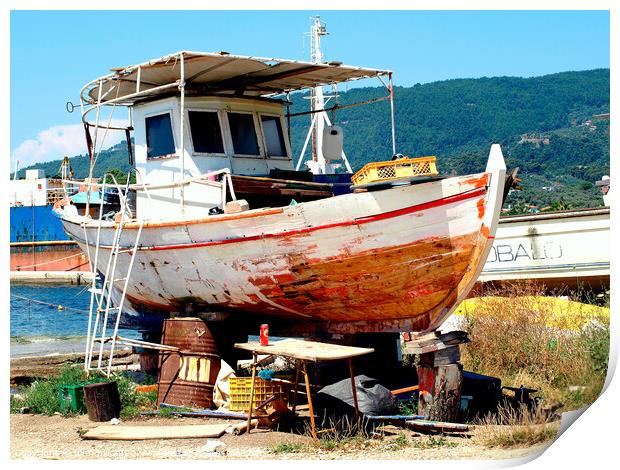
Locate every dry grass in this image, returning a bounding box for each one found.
[304,413,370,451]
[475,402,560,448]
[460,281,610,411]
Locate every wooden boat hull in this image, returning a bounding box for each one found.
[60,146,506,335]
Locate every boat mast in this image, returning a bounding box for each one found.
[297,16,353,175]
[310,16,327,173]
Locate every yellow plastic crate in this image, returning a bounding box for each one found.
[351,156,438,186]
[228,377,291,412]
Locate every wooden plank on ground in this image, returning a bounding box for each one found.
[82,423,230,440]
[365,415,427,422]
[405,419,469,433]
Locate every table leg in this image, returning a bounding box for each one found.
[291,360,300,414]
[302,361,317,441]
[246,352,258,434]
[348,358,360,420]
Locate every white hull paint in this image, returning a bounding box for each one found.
[480,207,610,288]
[60,146,506,335]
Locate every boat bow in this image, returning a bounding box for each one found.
[425,144,506,331]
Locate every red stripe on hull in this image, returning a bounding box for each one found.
[139,187,487,252]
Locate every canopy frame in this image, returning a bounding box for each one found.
[75,51,398,213]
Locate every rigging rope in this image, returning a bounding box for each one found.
[10,293,90,314]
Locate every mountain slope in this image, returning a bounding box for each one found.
[16,69,610,209]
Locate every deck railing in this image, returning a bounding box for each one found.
[59,167,236,220]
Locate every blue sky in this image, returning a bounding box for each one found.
[10,10,610,168]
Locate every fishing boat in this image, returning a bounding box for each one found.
[10,162,117,281]
[480,206,610,291]
[55,50,506,354]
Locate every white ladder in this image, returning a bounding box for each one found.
[84,173,144,377]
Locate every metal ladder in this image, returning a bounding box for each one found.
[81,168,236,376]
[84,173,144,377]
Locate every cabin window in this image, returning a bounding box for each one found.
[188,111,224,154]
[145,113,176,159]
[228,112,260,156]
[261,115,287,157]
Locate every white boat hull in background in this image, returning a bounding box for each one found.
[480,207,610,290]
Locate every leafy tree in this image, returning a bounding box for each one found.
[547,199,575,212]
[99,167,136,185]
[505,201,530,215]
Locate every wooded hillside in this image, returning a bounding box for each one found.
[17,69,610,210]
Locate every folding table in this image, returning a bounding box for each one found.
[234,338,374,439]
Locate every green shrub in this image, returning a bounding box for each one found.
[581,323,610,375]
[398,399,418,416]
[270,443,304,454]
[12,365,89,415]
[10,366,157,417]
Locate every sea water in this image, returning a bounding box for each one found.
[10,284,140,358]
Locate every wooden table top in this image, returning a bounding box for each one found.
[234,338,374,362]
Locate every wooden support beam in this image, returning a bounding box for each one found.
[348,358,360,420]
[302,361,318,441]
[246,353,258,434]
[417,363,463,423]
[291,360,301,414]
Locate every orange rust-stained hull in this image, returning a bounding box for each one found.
[59,146,506,335]
[110,229,489,335]
[245,232,481,322]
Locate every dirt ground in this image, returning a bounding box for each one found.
[10,414,553,461]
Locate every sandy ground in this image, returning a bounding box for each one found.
[10,414,553,461]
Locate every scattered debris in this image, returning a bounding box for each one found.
[502,385,541,411]
[365,415,427,423]
[158,403,250,419]
[82,423,230,440]
[316,375,399,416]
[201,439,227,454]
[84,381,121,422]
[135,384,157,393]
[406,419,469,434]
[225,420,258,435]
[390,385,419,396]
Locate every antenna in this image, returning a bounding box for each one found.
[310,15,329,64]
[296,16,352,175]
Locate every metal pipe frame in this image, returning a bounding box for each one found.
[388,72,397,156]
[179,53,186,211]
[79,50,391,104]
[288,94,390,118]
[62,167,232,192]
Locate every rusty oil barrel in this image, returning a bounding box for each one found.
[157,318,221,409]
[139,350,159,375]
